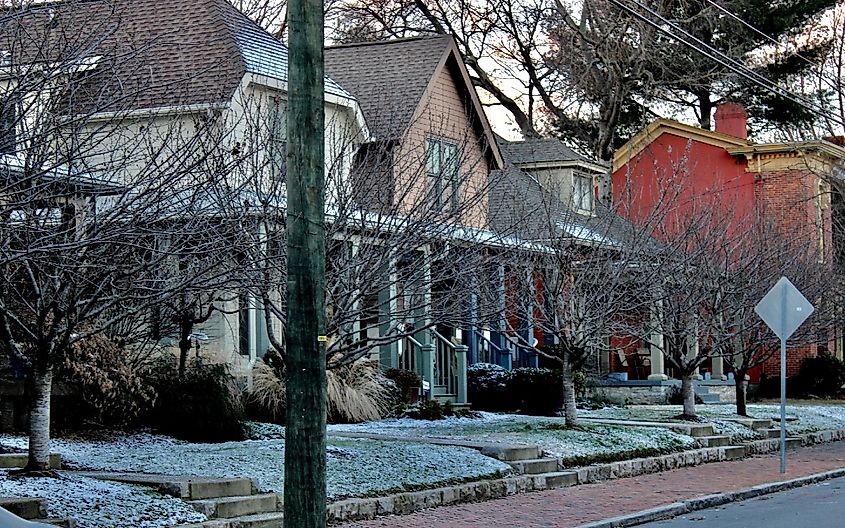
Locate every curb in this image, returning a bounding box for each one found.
[573,468,845,528]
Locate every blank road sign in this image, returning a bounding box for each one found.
[755,277,814,341]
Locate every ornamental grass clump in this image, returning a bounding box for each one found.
[246,349,396,423]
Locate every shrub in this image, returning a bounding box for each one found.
[402,399,444,420]
[509,368,563,416]
[146,357,246,442]
[467,362,510,411]
[246,352,396,424]
[385,368,421,403]
[57,334,157,428]
[794,353,845,398]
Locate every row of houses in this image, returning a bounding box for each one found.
[1,0,842,407]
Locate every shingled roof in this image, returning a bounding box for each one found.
[0,0,351,113]
[325,36,452,141]
[498,137,590,166]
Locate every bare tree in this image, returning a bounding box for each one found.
[0,1,250,471]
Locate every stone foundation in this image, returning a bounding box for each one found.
[585,380,739,405]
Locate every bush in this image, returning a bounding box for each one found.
[146,357,246,442]
[57,334,157,428]
[385,368,421,404]
[468,363,564,416]
[794,353,845,398]
[403,399,444,420]
[509,368,563,416]
[246,351,397,424]
[467,363,510,411]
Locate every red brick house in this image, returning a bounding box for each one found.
[611,103,845,382]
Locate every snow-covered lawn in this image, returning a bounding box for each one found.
[329,413,697,464]
[0,431,512,503]
[0,471,205,528]
[582,404,845,435]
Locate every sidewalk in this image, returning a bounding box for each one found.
[341,441,845,528]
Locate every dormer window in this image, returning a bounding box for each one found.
[573,171,594,213]
[426,137,459,213]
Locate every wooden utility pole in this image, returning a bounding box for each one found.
[285,0,327,526]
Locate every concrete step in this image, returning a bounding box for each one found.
[683,424,716,438]
[0,496,46,519]
[542,471,578,488]
[697,393,721,404]
[723,446,747,460]
[509,458,560,475]
[190,493,281,519]
[78,473,255,500]
[699,435,732,447]
[764,428,781,439]
[0,453,62,470]
[721,417,773,430]
[175,511,285,528]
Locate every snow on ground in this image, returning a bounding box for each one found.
[0,470,205,528]
[582,404,845,435]
[0,432,512,501]
[330,413,697,462]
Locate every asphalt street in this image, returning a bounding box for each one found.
[640,476,845,528]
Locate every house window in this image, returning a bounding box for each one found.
[269,100,287,182]
[0,96,16,155]
[573,172,594,212]
[425,138,459,212]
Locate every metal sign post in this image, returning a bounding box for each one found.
[755,277,814,474]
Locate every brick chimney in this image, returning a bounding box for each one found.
[714,103,748,140]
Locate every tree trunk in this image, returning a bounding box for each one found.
[284,0,328,526]
[681,374,696,418]
[561,353,578,427]
[735,371,748,416]
[25,368,53,471]
[178,319,192,377]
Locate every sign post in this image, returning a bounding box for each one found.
[754,277,814,474]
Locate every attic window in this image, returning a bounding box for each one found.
[573,171,594,213]
[426,137,459,213]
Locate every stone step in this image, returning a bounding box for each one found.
[0,453,62,470]
[696,392,721,404]
[723,446,747,460]
[78,473,255,500]
[542,471,578,489]
[682,424,716,438]
[176,511,285,528]
[0,496,46,519]
[764,428,781,439]
[699,435,732,447]
[190,493,281,519]
[722,417,773,430]
[508,458,560,475]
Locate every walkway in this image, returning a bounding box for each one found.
[341,441,845,528]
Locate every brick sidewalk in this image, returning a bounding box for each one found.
[341,442,845,528]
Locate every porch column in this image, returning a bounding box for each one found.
[711,355,725,380]
[467,290,479,365]
[648,297,668,381]
[378,260,399,369]
[687,324,702,380]
[492,263,509,368]
[455,344,468,404]
[522,267,538,368]
[414,248,435,397]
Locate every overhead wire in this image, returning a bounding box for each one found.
[606,0,845,128]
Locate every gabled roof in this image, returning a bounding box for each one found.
[325,35,503,168]
[0,0,352,113]
[612,118,750,173]
[498,136,608,172]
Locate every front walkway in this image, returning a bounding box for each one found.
[341,441,845,528]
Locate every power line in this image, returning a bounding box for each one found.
[703,0,839,93]
[607,0,845,129]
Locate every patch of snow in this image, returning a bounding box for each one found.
[0,432,511,501]
[0,471,205,528]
